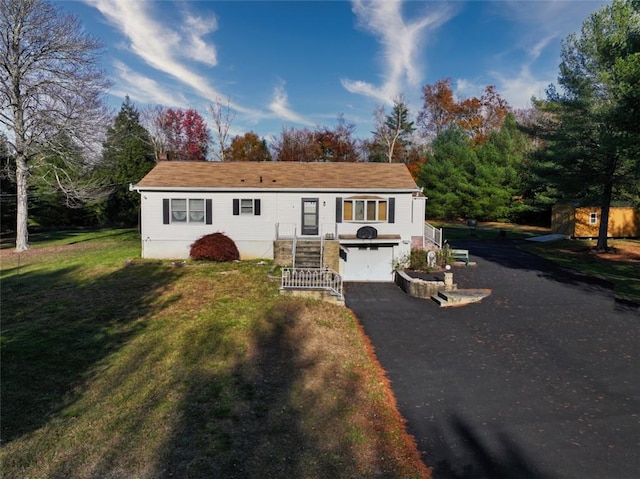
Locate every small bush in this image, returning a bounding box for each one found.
[438,243,454,267]
[190,232,240,262]
[409,248,429,270]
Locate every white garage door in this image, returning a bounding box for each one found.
[342,246,394,282]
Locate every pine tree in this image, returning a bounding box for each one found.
[528,0,640,250]
[99,97,155,226]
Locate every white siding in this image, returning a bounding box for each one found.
[138,190,423,260]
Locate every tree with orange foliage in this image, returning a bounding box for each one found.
[272,117,360,162]
[418,79,510,146]
[314,116,359,162]
[403,145,426,182]
[272,127,319,162]
[479,85,510,143]
[455,96,484,144]
[418,78,458,138]
[225,132,271,162]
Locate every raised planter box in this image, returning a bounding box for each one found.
[394,270,456,300]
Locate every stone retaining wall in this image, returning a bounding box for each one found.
[394,270,456,300]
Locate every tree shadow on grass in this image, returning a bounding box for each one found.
[156,298,410,478]
[156,300,342,478]
[0,262,183,443]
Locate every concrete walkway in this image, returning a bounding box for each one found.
[345,240,639,479]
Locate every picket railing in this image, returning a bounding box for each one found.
[280,267,343,301]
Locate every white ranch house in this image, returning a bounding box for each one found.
[133,161,441,282]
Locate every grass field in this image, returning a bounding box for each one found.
[430,220,550,241]
[522,238,640,303]
[1,229,429,479]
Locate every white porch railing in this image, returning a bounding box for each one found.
[424,221,443,248]
[276,222,337,240]
[275,222,297,239]
[280,267,343,301]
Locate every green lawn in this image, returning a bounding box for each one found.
[1,229,428,479]
[521,239,640,303]
[430,219,551,241]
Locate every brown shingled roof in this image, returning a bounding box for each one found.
[135,161,419,190]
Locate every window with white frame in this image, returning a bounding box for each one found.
[343,198,388,222]
[171,199,205,223]
[589,212,598,224]
[233,198,261,216]
[171,199,188,222]
[188,199,205,222]
[164,198,210,224]
[241,199,254,214]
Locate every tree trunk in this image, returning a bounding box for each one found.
[15,154,29,251]
[596,178,613,251]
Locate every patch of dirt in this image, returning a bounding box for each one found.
[480,221,550,233]
[0,243,97,260]
[592,241,640,263]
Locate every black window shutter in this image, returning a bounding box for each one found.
[205,199,212,224]
[163,199,170,224]
[388,197,395,223]
[233,199,239,215]
[336,197,342,223]
[254,199,261,216]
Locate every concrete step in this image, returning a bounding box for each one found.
[431,289,492,307]
[294,261,322,268]
[294,243,322,268]
[431,294,448,307]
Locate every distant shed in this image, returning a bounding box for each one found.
[551,203,640,238]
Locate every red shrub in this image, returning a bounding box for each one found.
[190,232,240,262]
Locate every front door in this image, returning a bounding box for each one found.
[301,198,319,235]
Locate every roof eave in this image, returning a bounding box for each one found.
[132,186,420,193]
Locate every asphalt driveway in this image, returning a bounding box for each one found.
[345,240,639,479]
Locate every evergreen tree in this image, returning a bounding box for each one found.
[29,132,101,227]
[418,115,530,221]
[99,97,155,226]
[528,0,640,249]
[475,115,531,221]
[372,96,416,162]
[418,128,476,219]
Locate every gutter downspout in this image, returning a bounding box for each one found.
[130,183,144,257]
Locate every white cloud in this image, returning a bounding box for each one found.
[341,79,388,104]
[500,0,609,38]
[268,83,313,126]
[84,0,259,116]
[487,1,611,109]
[182,13,218,66]
[491,66,550,109]
[342,0,454,104]
[109,60,187,107]
[454,79,482,100]
[456,70,549,110]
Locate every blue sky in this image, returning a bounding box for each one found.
[60,0,610,140]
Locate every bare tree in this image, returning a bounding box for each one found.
[141,104,168,161]
[208,97,236,161]
[0,0,110,251]
[372,96,414,163]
